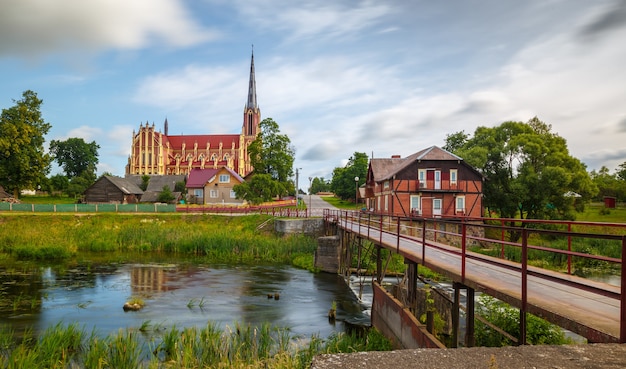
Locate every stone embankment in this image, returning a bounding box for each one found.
[311,344,626,369]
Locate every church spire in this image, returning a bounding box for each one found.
[246,47,257,110]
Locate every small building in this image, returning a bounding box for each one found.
[604,196,616,209]
[83,176,143,204]
[365,146,484,218]
[186,167,245,205]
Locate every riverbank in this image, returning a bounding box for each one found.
[0,213,318,266]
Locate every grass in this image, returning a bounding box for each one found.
[0,322,392,369]
[320,196,361,210]
[577,202,626,223]
[0,214,318,267]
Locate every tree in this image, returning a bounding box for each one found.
[235,118,295,202]
[248,118,295,183]
[445,117,597,221]
[49,138,100,179]
[0,90,52,197]
[310,177,330,194]
[66,170,97,198]
[139,175,150,191]
[49,174,70,194]
[330,152,368,201]
[234,174,282,204]
[157,185,176,203]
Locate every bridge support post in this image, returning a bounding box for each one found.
[465,287,475,347]
[376,245,382,284]
[452,282,460,348]
[405,259,418,314]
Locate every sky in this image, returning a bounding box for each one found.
[1,0,625,190]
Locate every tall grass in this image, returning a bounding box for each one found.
[0,322,391,369]
[0,214,317,266]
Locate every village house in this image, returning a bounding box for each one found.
[364,146,484,218]
[186,167,245,205]
[83,176,144,204]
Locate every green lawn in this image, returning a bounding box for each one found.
[578,202,626,223]
[320,196,361,210]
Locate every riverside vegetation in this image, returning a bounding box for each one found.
[0,213,392,368]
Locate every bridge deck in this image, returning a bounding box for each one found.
[342,220,621,343]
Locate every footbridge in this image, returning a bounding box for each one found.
[323,209,626,346]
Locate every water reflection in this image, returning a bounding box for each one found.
[0,258,369,340]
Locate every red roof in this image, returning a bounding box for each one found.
[186,168,220,188]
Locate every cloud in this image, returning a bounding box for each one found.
[0,0,217,59]
[578,0,626,40]
[61,125,103,142]
[229,0,394,43]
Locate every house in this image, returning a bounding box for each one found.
[186,167,245,205]
[364,146,483,218]
[83,176,143,204]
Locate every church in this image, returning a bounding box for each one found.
[126,52,260,177]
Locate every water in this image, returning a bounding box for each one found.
[0,257,369,339]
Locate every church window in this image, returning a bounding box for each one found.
[247,112,253,135]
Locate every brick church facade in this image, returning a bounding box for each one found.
[126,52,260,177]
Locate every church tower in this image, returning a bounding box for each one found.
[243,50,260,138]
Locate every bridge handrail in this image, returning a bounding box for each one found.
[323,208,626,342]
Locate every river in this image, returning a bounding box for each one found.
[0,255,370,340]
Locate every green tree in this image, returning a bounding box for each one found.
[0,90,52,197]
[49,137,100,179]
[67,170,96,198]
[310,177,330,194]
[248,118,295,183]
[616,162,626,182]
[157,185,176,203]
[235,118,295,202]
[330,152,368,201]
[234,174,282,204]
[446,117,596,221]
[139,175,150,191]
[49,174,70,194]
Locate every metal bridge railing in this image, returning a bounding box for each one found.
[323,208,626,343]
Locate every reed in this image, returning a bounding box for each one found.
[0,214,318,266]
[0,321,391,368]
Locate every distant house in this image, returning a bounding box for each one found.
[186,167,244,205]
[365,146,484,218]
[83,176,143,204]
[126,175,185,203]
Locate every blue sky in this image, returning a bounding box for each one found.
[1,0,625,189]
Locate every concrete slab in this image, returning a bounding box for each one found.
[311,344,626,369]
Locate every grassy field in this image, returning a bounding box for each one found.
[0,213,319,269]
[319,196,361,210]
[577,202,626,223]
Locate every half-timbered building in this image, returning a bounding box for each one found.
[364,146,484,218]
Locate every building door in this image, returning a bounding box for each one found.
[434,170,441,190]
[433,198,442,216]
